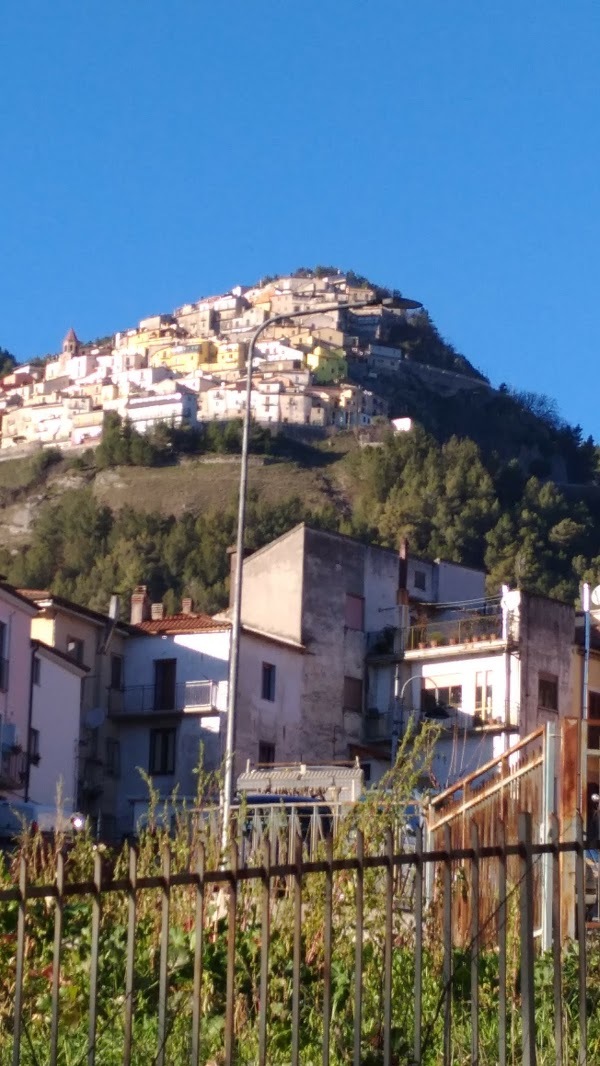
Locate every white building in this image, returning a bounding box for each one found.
[115,388,198,433]
[29,641,88,810]
[113,593,230,837]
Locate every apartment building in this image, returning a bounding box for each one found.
[221,524,486,783]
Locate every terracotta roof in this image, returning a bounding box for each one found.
[135,613,231,635]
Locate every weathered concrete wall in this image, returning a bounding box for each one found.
[519,594,574,736]
[233,525,305,644]
[300,529,367,760]
[235,632,304,774]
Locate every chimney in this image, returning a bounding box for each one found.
[397,538,409,606]
[130,585,151,625]
[151,603,164,620]
[182,597,193,615]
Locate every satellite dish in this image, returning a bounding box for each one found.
[591,585,600,609]
[84,707,106,730]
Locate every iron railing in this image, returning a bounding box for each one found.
[404,609,504,651]
[108,679,219,716]
[0,811,591,1066]
[0,746,26,790]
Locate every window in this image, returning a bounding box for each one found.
[361,761,372,783]
[343,676,363,713]
[29,728,40,760]
[261,663,276,702]
[414,570,426,592]
[110,654,124,691]
[538,674,558,712]
[589,692,600,719]
[154,659,177,711]
[32,656,41,686]
[66,637,84,665]
[345,594,365,631]
[105,738,121,778]
[149,728,176,775]
[258,741,275,765]
[475,671,494,719]
[436,685,462,709]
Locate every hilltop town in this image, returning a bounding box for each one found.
[0,271,447,452]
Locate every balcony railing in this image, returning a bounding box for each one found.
[0,657,8,693]
[363,705,506,743]
[404,609,503,652]
[108,680,219,717]
[0,748,26,790]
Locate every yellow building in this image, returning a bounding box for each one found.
[198,341,247,374]
[306,345,348,384]
[150,340,217,375]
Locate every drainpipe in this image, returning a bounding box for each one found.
[24,641,38,802]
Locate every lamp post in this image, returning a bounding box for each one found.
[222,292,394,835]
[391,672,439,766]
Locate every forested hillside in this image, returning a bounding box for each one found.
[1,275,599,612]
[0,413,599,612]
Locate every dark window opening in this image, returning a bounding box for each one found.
[66,637,84,665]
[538,674,558,712]
[258,741,275,765]
[154,659,177,711]
[105,738,121,778]
[261,663,276,702]
[32,656,41,686]
[343,676,363,713]
[149,728,176,775]
[110,654,124,691]
[414,569,426,591]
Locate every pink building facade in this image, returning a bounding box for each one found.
[0,581,38,794]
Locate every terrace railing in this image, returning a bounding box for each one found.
[108,679,219,716]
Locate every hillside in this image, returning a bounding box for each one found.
[1,268,599,613]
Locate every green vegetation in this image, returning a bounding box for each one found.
[0,735,597,1065]
[0,347,17,377]
[2,414,600,608]
[0,486,336,613]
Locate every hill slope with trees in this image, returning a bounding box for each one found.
[1,271,598,612]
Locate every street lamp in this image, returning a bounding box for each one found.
[391,672,439,766]
[222,292,397,834]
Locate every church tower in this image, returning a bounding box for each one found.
[62,327,80,356]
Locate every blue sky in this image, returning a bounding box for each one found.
[1,2,599,436]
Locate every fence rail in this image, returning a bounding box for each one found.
[0,811,592,1066]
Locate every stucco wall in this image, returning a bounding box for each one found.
[235,632,304,775]
[234,525,305,643]
[0,592,35,749]
[114,630,230,836]
[519,595,574,735]
[30,651,81,809]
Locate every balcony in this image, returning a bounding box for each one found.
[0,748,26,791]
[108,680,220,718]
[363,705,507,744]
[404,608,504,654]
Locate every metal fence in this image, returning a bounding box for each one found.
[0,810,592,1066]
